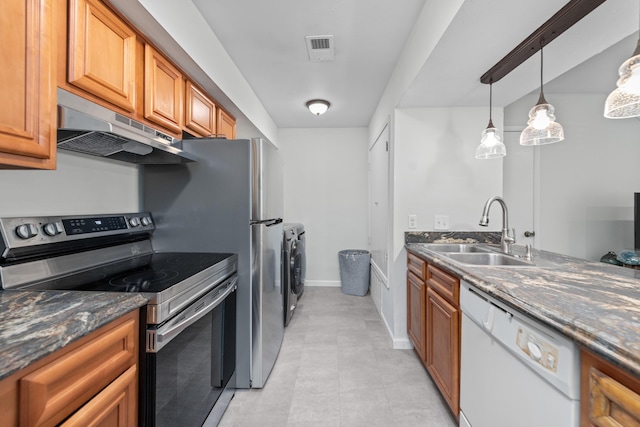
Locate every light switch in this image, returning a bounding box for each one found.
[408,214,417,229]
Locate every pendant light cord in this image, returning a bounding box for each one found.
[536,40,547,105]
[489,82,493,122]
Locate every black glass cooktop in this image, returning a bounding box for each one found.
[29,252,234,294]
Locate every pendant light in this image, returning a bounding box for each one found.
[520,43,564,146]
[475,83,506,159]
[604,3,640,119]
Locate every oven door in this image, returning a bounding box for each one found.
[143,275,237,427]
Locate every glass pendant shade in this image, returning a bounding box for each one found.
[476,120,506,159]
[520,45,564,146]
[476,83,506,159]
[520,98,565,145]
[604,44,640,119]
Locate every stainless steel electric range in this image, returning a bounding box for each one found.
[0,213,238,427]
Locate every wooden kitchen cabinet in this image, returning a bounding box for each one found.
[185,80,217,137]
[144,45,184,134]
[68,0,137,113]
[0,0,56,169]
[580,348,640,427]
[406,250,461,419]
[407,253,427,362]
[0,309,139,427]
[217,107,237,139]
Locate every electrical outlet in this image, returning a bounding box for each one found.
[408,214,417,229]
[434,215,449,230]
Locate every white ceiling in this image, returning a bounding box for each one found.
[113,0,640,130]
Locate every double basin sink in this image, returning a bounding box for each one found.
[422,244,535,267]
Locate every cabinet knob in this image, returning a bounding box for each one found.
[524,231,536,238]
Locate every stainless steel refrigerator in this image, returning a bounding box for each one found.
[143,138,284,389]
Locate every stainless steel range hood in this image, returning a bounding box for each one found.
[57,88,196,164]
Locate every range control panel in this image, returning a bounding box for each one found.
[516,326,559,373]
[0,213,155,259]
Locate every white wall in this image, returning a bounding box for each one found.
[279,128,369,287]
[0,152,140,217]
[504,93,640,260]
[384,107,504,347]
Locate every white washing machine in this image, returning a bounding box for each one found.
[282,225,298,326]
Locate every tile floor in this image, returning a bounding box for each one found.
[219,287,457,426]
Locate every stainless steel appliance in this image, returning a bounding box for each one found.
[57,88,196,164]
[144,137,284,389]
[459,280,580,427]
[0,213,237,427]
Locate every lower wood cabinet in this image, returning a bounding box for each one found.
[406,250,460,419]
[0,309,139,427]
[581,348,640,427]
[426,264,460,417]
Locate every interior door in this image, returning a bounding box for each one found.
[369,124,390,279]
[503,131,537,247]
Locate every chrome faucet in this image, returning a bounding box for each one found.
[479,196,515,255]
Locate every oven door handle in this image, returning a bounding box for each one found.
[149,277,237,353]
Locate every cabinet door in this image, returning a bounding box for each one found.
[20,315,137,427]
[185,81,216,137]
[581,349,640,427]
[217,107,236,139]
[68,0,136,112]
[407,272,427,362]
[144,45,184,134]
[0,0,56,169]
[61,365,137,427]
[426,287,460,416]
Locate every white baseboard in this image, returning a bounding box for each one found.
[305,280,341,287]
[393,337,413,350]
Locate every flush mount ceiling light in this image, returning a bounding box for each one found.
[306,99,330,115]
[604,3,640,119]
[520,43,564,146]
[476,83,506,159]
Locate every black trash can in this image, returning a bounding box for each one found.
[338,250,370,296]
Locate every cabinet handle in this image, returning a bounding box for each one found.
[524,231,535,237]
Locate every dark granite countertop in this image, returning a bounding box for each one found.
[0,290,147,380]
[405,239,640,378]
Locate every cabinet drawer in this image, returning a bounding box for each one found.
[20,313,138,427]
[407,252,427,280]
[427,264,459,306]
[588,367,640,426]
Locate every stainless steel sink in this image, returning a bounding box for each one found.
[422,244,493,253]
[445,252,534,267]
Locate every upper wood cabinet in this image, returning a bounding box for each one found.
[68,0,136,112]
[0,0,56,169]
[144,45,184,134]
[217,108,236,139]
[185,81,217,137]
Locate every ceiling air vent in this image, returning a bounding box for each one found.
[305,35,334,61]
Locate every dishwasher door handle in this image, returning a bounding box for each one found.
[483,305,495,331]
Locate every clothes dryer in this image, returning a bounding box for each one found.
[282,225,298,326]
[289,223,306,299]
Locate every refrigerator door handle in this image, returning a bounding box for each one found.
[251,218,283,226]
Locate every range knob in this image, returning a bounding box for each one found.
[43,222,63,236]
[128,217,141,227]
[15,223,38,239]
[140,216,152,226]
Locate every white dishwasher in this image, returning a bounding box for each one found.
[459,280,580,427]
